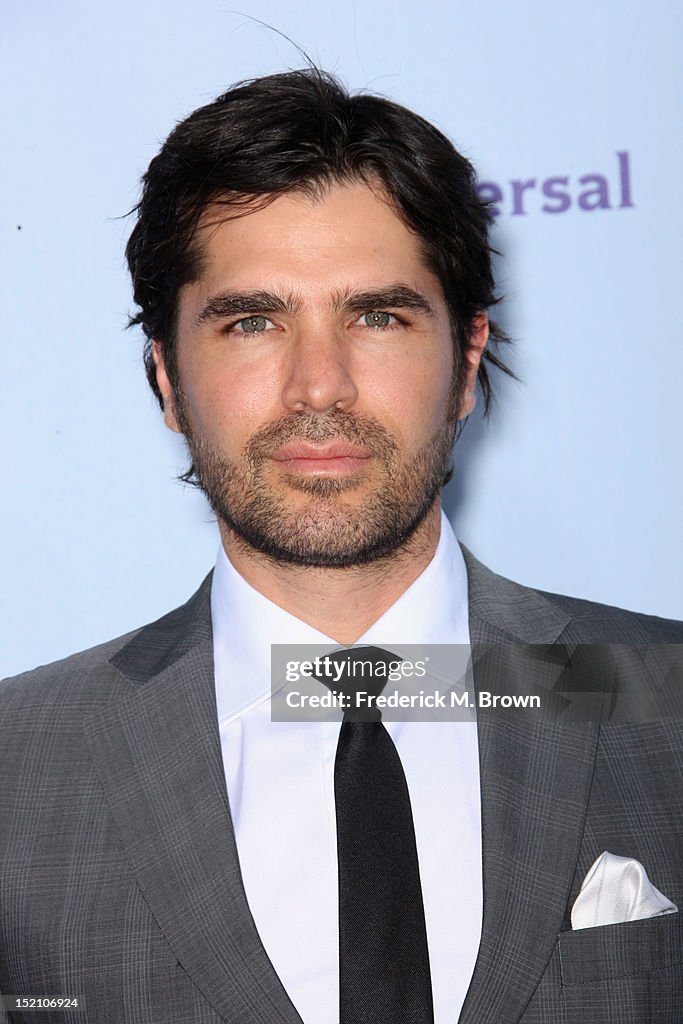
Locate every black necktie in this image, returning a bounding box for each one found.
[318,646,434,1024]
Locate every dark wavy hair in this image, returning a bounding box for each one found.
[126,68,512,411]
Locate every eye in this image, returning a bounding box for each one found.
[356,310,397,330]
[229,315,276,334]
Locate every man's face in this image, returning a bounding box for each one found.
[154,181,485,567]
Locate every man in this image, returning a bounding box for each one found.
[1,69,681,1024]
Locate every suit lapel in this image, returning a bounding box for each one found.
[82,575,302,1024]
[458,550,600,1024]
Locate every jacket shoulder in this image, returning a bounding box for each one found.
[0,571,214,713]
[0,626,142,715]
[541,588,683,643]
[461,544,682,643]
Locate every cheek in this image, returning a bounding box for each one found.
[363,353,453,443]
[181,360,280,444]
[390,325,455,415]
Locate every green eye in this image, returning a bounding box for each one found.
[238,316,270,333]
[363,311,392,328]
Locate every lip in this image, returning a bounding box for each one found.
[271,442,372,461]
[271,442,373,476]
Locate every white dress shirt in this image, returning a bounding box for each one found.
[211,510,482,1023]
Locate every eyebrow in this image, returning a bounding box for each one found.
[193,284,436,326]
[334,286,436,318]
[194,290,297,326]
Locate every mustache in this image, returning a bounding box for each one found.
[244,410,400,464]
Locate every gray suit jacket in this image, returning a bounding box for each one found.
[1,549,682,1024]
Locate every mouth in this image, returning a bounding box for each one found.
[271,442,373,475]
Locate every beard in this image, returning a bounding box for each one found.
[173,393,457,569]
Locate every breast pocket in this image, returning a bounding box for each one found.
[556,912,683,1023]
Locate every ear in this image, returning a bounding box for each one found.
[457,313,489,419]
[152,340,182,433]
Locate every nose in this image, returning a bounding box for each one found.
[281,325,359,414]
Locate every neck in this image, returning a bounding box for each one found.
[218,503,443,644]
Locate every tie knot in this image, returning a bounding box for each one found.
[347,704,383,724]
[311,646,401,720]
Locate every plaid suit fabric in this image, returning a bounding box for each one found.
[1,550,681,1024]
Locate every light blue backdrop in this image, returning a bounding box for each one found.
[2,1,681,676]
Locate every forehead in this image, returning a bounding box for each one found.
[186,181,441,300]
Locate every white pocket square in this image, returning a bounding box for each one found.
[571,851,678,930]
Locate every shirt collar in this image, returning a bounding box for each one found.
[212,509,470,725]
